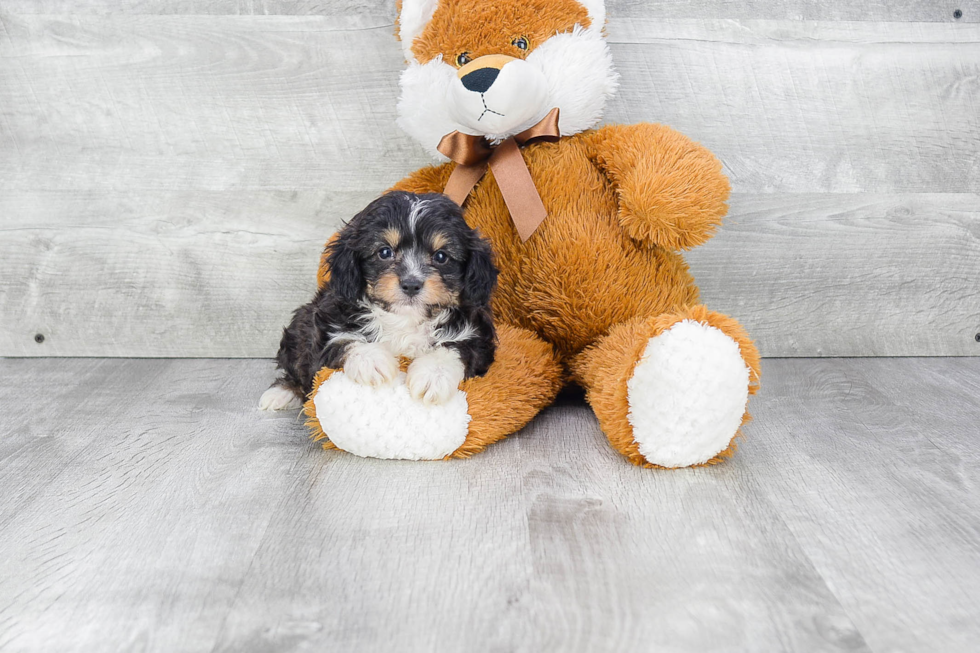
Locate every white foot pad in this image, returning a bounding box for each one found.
[627,320,750,467]
[259,386,304,411]
[312,371,470,460]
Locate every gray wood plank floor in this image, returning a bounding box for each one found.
[0,357,978,652]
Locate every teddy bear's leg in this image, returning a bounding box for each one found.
[570,306,761,468]
[451,324,564,457]
[304,324,563,460]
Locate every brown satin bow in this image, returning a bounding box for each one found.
[437,107,561,242]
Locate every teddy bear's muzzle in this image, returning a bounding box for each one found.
[449,55,549,137]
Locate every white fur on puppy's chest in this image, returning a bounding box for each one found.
[371,307,438,357]
[358,304,469,358]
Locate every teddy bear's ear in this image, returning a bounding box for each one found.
[576,0,606,31]
[396,0,440,61]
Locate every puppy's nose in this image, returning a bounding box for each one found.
[400,278,423,297]
[461,67,499,93]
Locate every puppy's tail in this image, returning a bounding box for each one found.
[258,377,305,411]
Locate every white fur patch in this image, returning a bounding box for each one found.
[434,319,477,345]
[398,26,618,157]
[406,347,465,405]
[577,0,606,31]
[397,58,460,160]
[258,385,303,411]
[398,0,440,61]
[626,321,750,468]
[313,371,470,460]
[343,341,399,387]
[408,197,430,230]
[448,59,550,138]
[527,26,618,138]
[356,303,443,358]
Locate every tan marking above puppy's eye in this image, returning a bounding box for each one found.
[455,52,472,67]
[431,233,449,251]
[382,227,401,248]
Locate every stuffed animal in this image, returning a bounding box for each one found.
[304,0,760,467]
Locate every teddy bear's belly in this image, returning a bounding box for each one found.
[465,157,700,359]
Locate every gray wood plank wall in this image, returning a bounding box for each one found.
[1,2,978,357]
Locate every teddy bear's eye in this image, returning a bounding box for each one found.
[455,52,472,67]
[512,36,529,51]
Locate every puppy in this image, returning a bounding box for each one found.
[259,191,498,411]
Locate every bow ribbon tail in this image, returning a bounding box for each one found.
[438,108,559,242]
[443,162,488,207]
[487,138,547,242]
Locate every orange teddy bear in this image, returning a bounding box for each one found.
[304,0,760,467]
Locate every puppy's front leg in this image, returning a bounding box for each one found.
[406,347,465,406]
[343,341,399,387]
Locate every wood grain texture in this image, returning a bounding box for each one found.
[1,357,979,651]
[742,358,980,653]
[688,193,980,357]
[1,12,978,357]
[0,190,333,357]
[0,358,314,652]
[0,359,166,526]
[509,406,870,652]
[2,16,978,194]
[3,191,977,357]
[2,0,975,22]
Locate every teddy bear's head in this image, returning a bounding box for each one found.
[396,0,618,159]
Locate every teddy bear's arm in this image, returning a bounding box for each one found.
[588,123,731,251]
[388,163,455,195]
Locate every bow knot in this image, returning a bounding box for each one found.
[437,107,560,242]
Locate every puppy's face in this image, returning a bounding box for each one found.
[327,192,497,315]
[364,212,463,314]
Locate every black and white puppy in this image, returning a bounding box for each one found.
[259,191,498,411]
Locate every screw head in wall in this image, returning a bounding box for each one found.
[34,333,45,344]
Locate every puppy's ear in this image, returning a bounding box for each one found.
[325,229,363,303]
[461,236,498,308]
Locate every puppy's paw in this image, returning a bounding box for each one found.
[344,342,399,387]
[259,385,304,411]
[406,348,465,405]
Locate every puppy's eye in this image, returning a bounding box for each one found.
[512,37,529,51]
[377,247,393,260]
[455,52,472,67]
[432,250,449,265]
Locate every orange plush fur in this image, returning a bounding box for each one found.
[307,0,760,467]
[407,0,590,65]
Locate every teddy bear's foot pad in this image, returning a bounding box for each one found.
[627,320,750,467]
[312,371,470,460]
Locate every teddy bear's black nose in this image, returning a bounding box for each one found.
[460,67,499,93]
